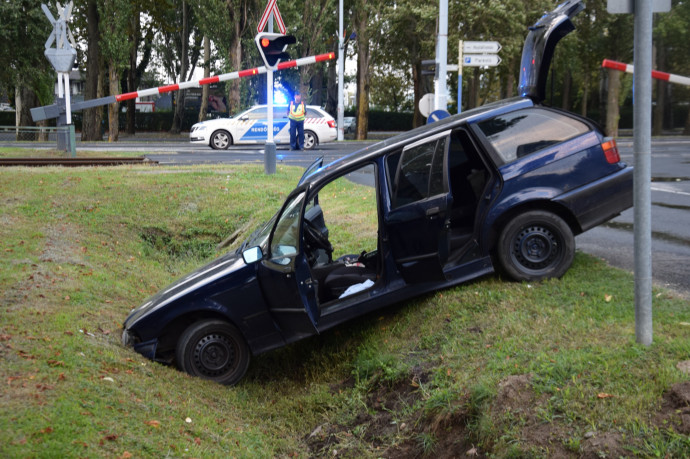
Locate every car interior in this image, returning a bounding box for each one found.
[299,129,490,305]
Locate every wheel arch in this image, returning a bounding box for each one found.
[486,199,581,254]
[154,309,249,361]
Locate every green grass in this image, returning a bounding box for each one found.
[1,163,688,458]
[0,147,155,158]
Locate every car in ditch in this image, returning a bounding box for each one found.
[123,0,632,385]
[190,104,337,150]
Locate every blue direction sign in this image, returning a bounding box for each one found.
[427,109,450,124]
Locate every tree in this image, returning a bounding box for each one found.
[99,0,132,141]
[0,0,55,132]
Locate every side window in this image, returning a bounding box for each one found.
[269,192,306,267]
[246,107,267,120]
[389,135,449,209]
[305,110,322,119]
[273,107,287,119]
[477,108,590,164]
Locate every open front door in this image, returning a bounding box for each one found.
[257,191,319,342]
[384,131,452,284]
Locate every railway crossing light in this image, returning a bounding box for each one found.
[255,32,296,70]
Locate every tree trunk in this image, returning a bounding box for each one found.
[561,68,571,110]
[581,78,589,117]
[171,0,189,134]
[82,0,101,141]
[653,43,666,136]
[125,8,140,135]
[15,85,38,140]
[227,24,242,114]
[325,55,338,116]
[605,68,621,137]
[199,35,210,122]
[108,63,120,142]
[413,62,424,128]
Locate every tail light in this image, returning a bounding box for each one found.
[601,137,620,164]
[327,120,336,128]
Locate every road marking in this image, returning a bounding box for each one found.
[651,185,690,197]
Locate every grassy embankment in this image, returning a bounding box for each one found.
[1,162,688,458]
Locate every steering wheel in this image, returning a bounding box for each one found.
[304,218,333,255]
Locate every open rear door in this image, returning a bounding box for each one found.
[518,0,584,102]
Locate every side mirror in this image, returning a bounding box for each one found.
[242,246,263,264]
[240,115,249,121]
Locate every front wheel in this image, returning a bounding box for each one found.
[496,210,575,282]
[210,130,231,150]
[176,320,250,385]
[304,130,318,150]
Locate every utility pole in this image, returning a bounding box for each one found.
[435,0,449,110]
[337,0,344,141]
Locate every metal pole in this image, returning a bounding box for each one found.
[633,0,653,346]
[265,12,276,175]
[337,0,344,141]
[435,0,448,110]
[458,40,463,114]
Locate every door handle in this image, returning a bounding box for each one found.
[426,207,440,217]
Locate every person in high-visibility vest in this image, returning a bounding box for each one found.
[287,92,306,150]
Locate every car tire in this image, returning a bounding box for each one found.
[176,319,250,385]
[304,130,318,150]
[497,210,575,282]
[210,130,231,150]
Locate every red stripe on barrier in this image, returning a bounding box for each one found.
[116,92,139,102]
[277,60,297,70]
[238,68,258,77]
[314,53,335,63]
[651,70,670,81]
[199,76,220,85]
[602,59,628,72]
[158,84,180,94]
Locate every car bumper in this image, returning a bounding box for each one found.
[122,328,158,360]
[555,165,634,233]
[190,136,208,144]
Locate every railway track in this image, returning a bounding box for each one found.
[0,157,158,167]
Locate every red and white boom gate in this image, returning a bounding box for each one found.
[602,59,690,87]
[30,52,335,122]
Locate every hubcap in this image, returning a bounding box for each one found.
[304,133,315,149]
[213,133,228,149]
[193,333,236,377]
[513,225,559,270]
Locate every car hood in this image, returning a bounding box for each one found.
[124,251,247,327]
[194,117,232,128]
[518,0,584,102]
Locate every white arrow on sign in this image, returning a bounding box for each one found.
[463,54,501,67]
[463,41,501,54]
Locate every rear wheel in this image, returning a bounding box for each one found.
[497,210,574,282]
[176,320,250,385]
[304,130,318,150]
[210,130,231,150]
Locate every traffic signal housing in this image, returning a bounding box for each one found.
[255,33,297,70]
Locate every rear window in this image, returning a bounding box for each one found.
[477,108,590,164]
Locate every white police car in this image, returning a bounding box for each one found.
[190,105,337,150]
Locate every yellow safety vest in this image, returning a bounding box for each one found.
[288,101,306,121]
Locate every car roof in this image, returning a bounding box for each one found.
[301,97,533,190]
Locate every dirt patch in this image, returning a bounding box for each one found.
[580,431,628,458]
[653,381,690,436]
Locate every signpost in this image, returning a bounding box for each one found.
[41,1,77,155]
[457,40,501,114]
[257,0,287,174]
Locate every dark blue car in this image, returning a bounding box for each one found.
[122,0,633,385]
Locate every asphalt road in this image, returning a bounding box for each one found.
[3,135,689,297]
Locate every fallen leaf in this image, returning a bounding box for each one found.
[194,437,201,446]
[185,417,193,423]
[604,294,613,302]
[597,393,615,399]
[145,420,161,428]
[119,452,133,459]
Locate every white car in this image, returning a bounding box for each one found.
[190,105,337,150]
